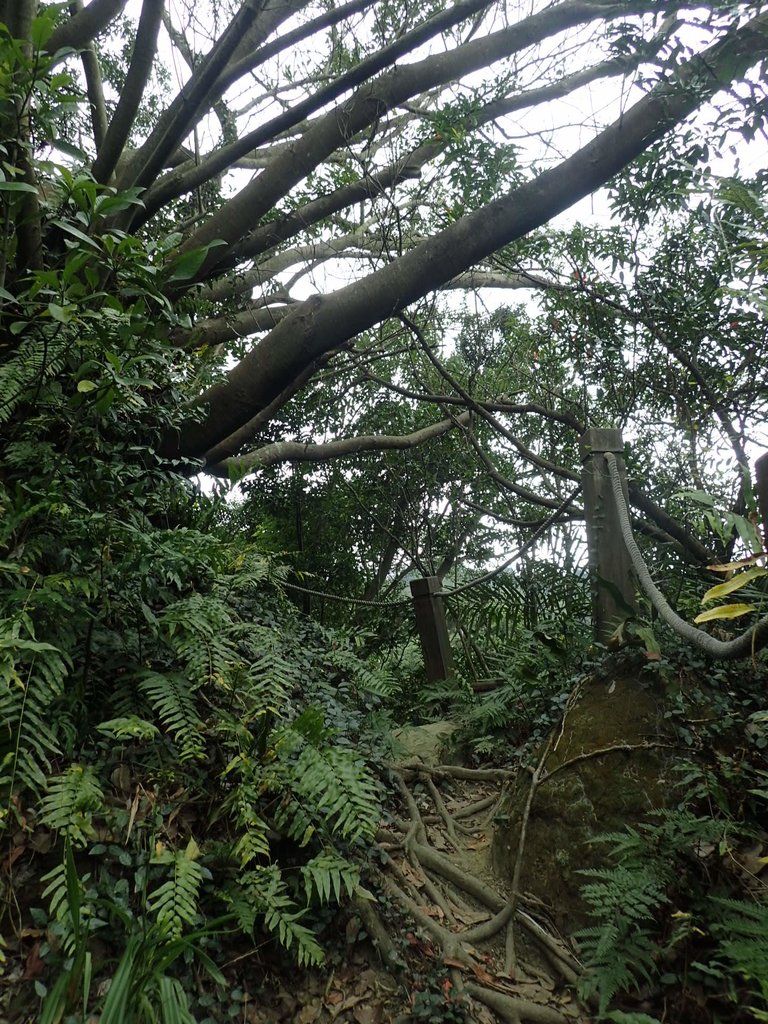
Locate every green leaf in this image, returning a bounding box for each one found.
[166,241,225,282]
[0,181,38,194]
[96,716,159,740]
[77,380,98,393]
[49,219,101,251]
[50,138,88,162]
[694,603,755,623]
[48,302,75,323]
[674,488,715,507]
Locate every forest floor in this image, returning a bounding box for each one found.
[0,728,588,1024]
[236,732,588,1024]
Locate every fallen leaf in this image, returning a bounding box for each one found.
[352,1002,384,1024]
[22,942,44,980]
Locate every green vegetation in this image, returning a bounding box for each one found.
[1,1,767,1022]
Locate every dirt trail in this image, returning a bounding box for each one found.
[245,747,589,1024]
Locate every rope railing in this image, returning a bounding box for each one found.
[605,452,768,660]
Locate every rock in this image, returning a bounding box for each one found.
[391,721,458,766]
[491,669,676,932]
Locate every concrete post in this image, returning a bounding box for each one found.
[410,576,454,682]
[756,452,768,551]
[580,428,637,643]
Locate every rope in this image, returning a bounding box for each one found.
[281,580,411,608]
[282,483,583,608]
[605,452,768,660]
[441,482,583,599]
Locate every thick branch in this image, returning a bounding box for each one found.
[167,11,768,458]
[116,0,294,194]
[66,0,108,150]
[208,411,472,478]
[225,54,645,267]
[92,0,163,183]
[46,0,128,54]
[628,482,713,564]
[140,0,496,225]
[178,0,656,274]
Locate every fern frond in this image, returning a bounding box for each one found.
[0,630,70,797]
[709,897,768,1004]
[137,671,204,761]
[148,839,207,940]
[228,865,325,967]
[0,331,68,425]
[301,851,360,905]
[39,765,104,847]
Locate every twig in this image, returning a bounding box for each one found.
[540,741,677,784]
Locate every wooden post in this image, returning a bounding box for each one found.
[756,452,768,550]
[410,576,454,682]
[580,428,637,644]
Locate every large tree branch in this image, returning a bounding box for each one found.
[165,12,768,459]
[172,302,294,351]
[92,0,163,183]
[66,1,108,150]
[178,0,656,275]
[116,0,298,195]
[138,0,495,224]
[222,53,646,269]
[202,224,377,305]
[628,483,714,564]
[46,0,129,54]
[207,411,472,478]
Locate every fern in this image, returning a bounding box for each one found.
[41,848,91,956]
[324,645,398,699]
[147,839,208,940]
[0,330,68,425]
[161,594,238,688]
[301,851,360,905]
[275,713,380,843]
[137,671,204,761]
[227,865,325,967]
[39,765,104,847]
[217,762,272,865]
[708,897,768,1010]
[0,628,70,800]
[577,864,667,1014]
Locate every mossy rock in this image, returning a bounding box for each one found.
[491,670,677,932]
[391,721,458,766]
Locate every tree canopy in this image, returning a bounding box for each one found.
[3,1,767,500]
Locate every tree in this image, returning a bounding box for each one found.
[2,1,766,486]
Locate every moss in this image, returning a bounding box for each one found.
[491,670,677,932]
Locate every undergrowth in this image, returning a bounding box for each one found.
[0,69,389,1015]
[576,647,768,1024]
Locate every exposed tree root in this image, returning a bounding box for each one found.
[466,983,570,1024]
[373,751,585,1023]
[395,761,517,782]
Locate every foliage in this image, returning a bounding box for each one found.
[1,2,768,1020]
[576,649,768,1022]
[0,61,384,1007]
